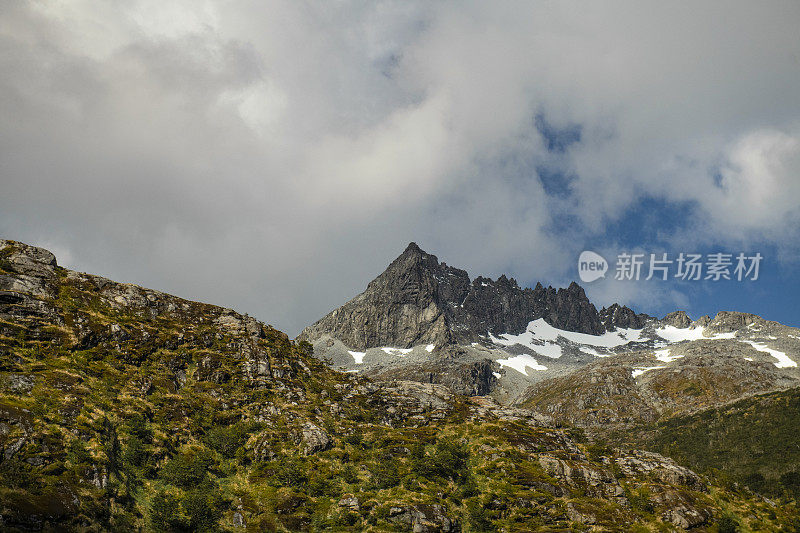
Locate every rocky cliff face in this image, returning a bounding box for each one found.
[300,243,644,350]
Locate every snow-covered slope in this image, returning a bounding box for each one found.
[307,310,800,404]
[487,316,795,378]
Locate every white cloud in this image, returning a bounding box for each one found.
[712,130,800,234]
[1,1,799,333]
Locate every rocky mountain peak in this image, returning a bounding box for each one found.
[400,241,424,257]
[300,243,649,349]
[661,310,692,328]
[599,303,651,330]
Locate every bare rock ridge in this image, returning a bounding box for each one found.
[299,242,650,350]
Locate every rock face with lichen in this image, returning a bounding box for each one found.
[0,239,797,531]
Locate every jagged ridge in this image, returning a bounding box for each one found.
[300,242,649,350]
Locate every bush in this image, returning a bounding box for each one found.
[465,499,495,532]
[204,422,255,459]
[251,457,308,488]
[410,440,470,483]
[342,464,359,484]
[66,439,91,467]
[123,411,152,442]
[160,447,215,488]
[150,489,182,531]
[717,513,739,533]
[780,471,800,496]
[369,459,401,490]
[149,486,225,532]
[586,439,611,461]
[627,486,654,514]
[743,472,767,494]
[122,436,147,468]
[183,488,225,532]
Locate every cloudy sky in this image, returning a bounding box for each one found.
[2,1,799,333]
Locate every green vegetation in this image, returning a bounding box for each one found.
[0,247,798,531]
[617,388,800,499]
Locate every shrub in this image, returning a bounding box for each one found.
[183,488,225,532]
[717,513,739,533]
[780,471,800,496]
[342,464,359,484]
[251,457,308,488]
[122,436,147,468]
[743,472,767,494]
[465,499,495,532]
[123,411,152,442]
[204,422,255,459]
[66,439,91,467]
[160,447,215,488]
[627,486,654,514]
[369,459,401,490]
[410,440,470,483]
[149,489,182,531]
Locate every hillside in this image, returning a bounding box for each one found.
[614,387,800,499]
[0,239,798,531]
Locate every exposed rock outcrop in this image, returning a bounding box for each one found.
[662,310,692,328]
[599,303,651,330]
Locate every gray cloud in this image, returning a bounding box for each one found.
[1,1,799,334]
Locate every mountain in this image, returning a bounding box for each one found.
[300,242,647,351]
[300,243,800,407]
[300,241,800,507]
[2,238,797,531]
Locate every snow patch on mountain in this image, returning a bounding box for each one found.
[490,318,643,354]
[741,340,796,368]
[632,366,667,378]
[497,354,548,375]
[348,350,365,364]
[654,348,683,363]
[381,347,413,357]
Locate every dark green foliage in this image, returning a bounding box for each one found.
[369,457,401,490]
[341,464,359,484]
[627,486,654,514]
[150,489,183,531]
[250,457,308,488]
[586,439,611,461]
[410,440,471,483]
[159,447,215,488]
[122,435,148,469]
[149,486,225,533]
[101,417,121,475]
[123,411,152,442]
[632,388,800,488]
[182,487,226,532]
[780,471,800,497]
[466,498,496,532]
[66,439,91,466]
[203,422,256,459]
[717,513,739,533]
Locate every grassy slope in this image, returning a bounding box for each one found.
[614,387,800,499]
[0,258,797,531]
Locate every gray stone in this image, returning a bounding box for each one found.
[337,496,360,511]
[300,422,330,455]
[661,310,692,328]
